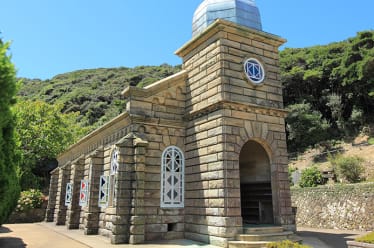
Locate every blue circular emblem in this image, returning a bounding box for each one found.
[244,58,265,84]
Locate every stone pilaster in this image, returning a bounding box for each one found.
[66,156,85,229]
[45,169,59,222]
[83,149,104,235]
[129,134,148,244]
[55,164,71,225]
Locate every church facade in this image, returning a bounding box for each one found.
[46,1,295,247]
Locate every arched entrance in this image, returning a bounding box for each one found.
[239,140,274,224]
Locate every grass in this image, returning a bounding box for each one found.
[368,137,374,145]
[355,231,374,244]
[266,240,311,248]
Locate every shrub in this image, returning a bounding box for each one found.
[15,189,44,212]
[266,240,311,248]
[355,231,374,244]
[299,166,324,188]
[329,155,365,183]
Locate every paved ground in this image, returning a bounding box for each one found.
[296,227,367,248]
[0,223,368,248]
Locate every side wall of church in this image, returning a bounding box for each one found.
[125,76,187,241]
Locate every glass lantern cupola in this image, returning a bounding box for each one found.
[192,0,263,37]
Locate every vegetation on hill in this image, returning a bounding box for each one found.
[0,39,20,225]
[18,64,181,131]
[281,30,374,152]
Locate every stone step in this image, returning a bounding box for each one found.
[228,240,270,248]
[243,226,284,234]
[238,231,294,242]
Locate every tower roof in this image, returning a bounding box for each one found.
[192,0,262,37]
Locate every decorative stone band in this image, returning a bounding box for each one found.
[184,100,289,121]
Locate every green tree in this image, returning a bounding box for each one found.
[0,39,20,225]
[14,100,87,189]
[281,30,374,142]
[286,103,330,152]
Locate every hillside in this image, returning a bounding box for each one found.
[18,64,181,130]
[289,141,374,181]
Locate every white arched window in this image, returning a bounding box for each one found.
[161,146,184,208]
[98,147,119,208]
[109,147,119,206]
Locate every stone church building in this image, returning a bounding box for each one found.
[46,0,296,247]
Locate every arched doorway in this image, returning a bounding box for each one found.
[239,140,274,225]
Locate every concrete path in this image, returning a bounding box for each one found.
[296,227,367,248]
[0,223,368,248]
[0,223,219,248]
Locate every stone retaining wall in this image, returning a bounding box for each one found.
[291,183,374,231]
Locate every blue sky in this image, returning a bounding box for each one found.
[1,0,373,80]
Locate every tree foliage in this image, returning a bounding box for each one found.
[281,31,374,151]
[286,103,330,152]
[14,100,88,189]
[0,39,20,225]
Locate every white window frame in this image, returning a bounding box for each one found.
[109,148,119,206]
[65,182,73,206]
[160,146,185,208]
[79,179,89,207]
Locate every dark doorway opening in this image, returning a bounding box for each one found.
[239,140,274,224]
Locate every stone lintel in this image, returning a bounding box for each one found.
[176,19,286,59]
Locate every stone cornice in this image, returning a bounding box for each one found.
[131,114,185,129]
[185,100,289,121]
[121,70,187,98]
[61,112,129,153]
[176,19,286,58]
[57,112,185,166]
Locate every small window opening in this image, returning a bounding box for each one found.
[167,223,177,232]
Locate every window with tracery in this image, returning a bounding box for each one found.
[98,175,109,207]
[79,179,89,207]
[109,148,119,206]
[160,146,184,208]
[65,183,73,206]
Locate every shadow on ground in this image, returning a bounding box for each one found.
[297,230,358,248]
[0,226,12,233]
[0,237,26,248]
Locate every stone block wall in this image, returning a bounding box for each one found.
[141,124,186,241]
[66,157,85,229]
[79,150,104,235]
[46,170,59,222]
[292,183,374,231]
[176,19,293,246]
[55,164,71,225]
[98,146,117,239]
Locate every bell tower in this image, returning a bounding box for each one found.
[176,0,295,246]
